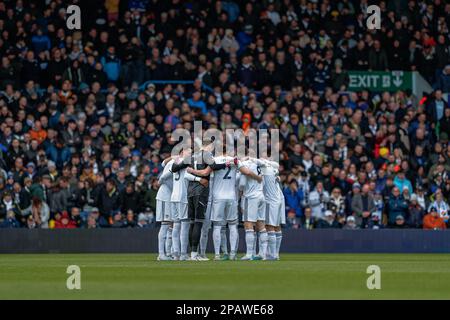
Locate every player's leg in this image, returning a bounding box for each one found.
[220,225,229,258]
[190,194,208,260]
[275,201,285,260]
[255,198,268,260]
[157,200,173,260]
[241,197,256,260]
[256,220,268,260]
[171,202,181,260]
[275,226,282,260]
[220,202,230,259]
[179,202,191,260]
[165,224,173,257]
[156,200,167,260]
[211,200,224,260]
[227,201,239,260]
[199,200,212,259]
[266,202,280,260]
[212,221,224,260]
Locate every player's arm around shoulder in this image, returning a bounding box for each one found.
[171,156,190,173]
[238,159,262,183]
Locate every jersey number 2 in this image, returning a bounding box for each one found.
[223,167,232,180]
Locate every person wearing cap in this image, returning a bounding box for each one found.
[25,162,36,178]
[137,213,150,228]
[390,215,407,229]
[342,215,359,230]
[408,193,425,228]
[423,207,447,230]
[367,213,384,230]
[316,210,340,229]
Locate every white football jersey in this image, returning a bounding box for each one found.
[170,162,189,203]
[212,156,238,201]
[262,166,282,204]
[240,160,264,199]
[156,159,173,202]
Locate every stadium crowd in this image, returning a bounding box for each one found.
[0,0,449,230]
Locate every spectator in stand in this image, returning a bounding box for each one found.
[428,189,450,225]
[300,206,315,230]
[53,211,77,229]
[308,182,330,220]
[387,187,409,227]
[408,194,425,229]
[342,216,359,230]
[351,184,375,228]
[423,207,447,230]
[283,179,304,218]
[316,210,341,229]
[0,0,448,231]
[285,209,300,229]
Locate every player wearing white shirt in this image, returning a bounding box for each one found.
[156,157,174,260]
[252,158,284,260]
[188,154,262,261]
[170,149,191,260]
[239,158,267,261]
[209,155,240,260]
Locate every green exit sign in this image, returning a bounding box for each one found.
[348,71,413,92]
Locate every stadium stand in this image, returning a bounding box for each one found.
[0,0,449,231]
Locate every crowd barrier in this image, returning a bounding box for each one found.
[1,229,449,254]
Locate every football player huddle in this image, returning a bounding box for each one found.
[155,144,284,261]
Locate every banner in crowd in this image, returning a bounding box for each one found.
[348,71,413,92]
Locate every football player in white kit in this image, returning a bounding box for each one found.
[156,156,174,260]
[188,153,262,261]
[251,158,284,260]
[170,149,191,260]
[239,158,267,261]
[210,156,243,260]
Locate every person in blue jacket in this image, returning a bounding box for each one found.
[101,46,121,82]
[283,179,304,217]
[393,171,413,194]
[31,29,51,54]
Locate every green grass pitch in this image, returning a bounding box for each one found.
[1,253,449,299]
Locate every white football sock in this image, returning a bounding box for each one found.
[180,220,191,256]
[275,231,282,257]
[245,229,255,257]
[199,221,210,256]
[258,229,268,258]
[268,231,277,258]
[158,224,169,256]
[221,227,228,254]
[213,225,222,256]
[229,224,238,255]
[172,222,181,257]
[165,227,173,255]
